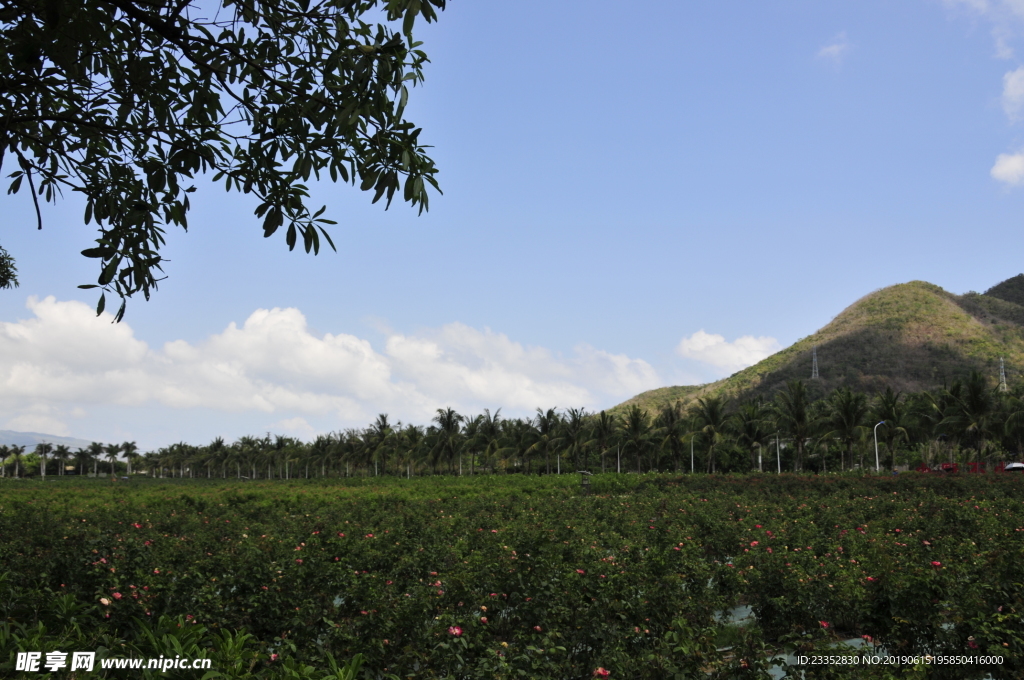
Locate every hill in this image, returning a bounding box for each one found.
[612,277,1024,415]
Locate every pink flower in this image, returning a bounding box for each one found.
[481,617,488,624]
[862,635,873,642]
[766,547,773,553]
[295,559,303,564]
[448,626,462,636]
[270,654,278,661]
[533,625,542,632]
[337,532,345,537]
[576,569,585,574]
[931,561,942,567]
[99,597,111,606]
[491,529,498,533]
[593,668,611,678]
[819,621,830,628]
[365,533,374,538]
[112,592,122,600]
[750,541,759,547]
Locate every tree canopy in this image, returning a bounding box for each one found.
[1,0,445,319]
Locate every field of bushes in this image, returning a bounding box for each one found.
[2,472,1022,679]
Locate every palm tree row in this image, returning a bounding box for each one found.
[0,441,140,478]
[141,373,1024,477]
[5,371,1023,479]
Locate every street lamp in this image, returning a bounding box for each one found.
[873,421,885,473]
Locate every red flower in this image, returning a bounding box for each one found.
[481,617,488,624]
[337,532,345,537]
[448,626,462,636]
[819,621,830,628]
[593,668,611,678]
[931,561,942,568]
[576,569,585,574]
[295,559,303,564]
[113,592,122,600]
[533,625,542,632]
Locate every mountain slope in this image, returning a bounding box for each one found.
[613,279,1024,415]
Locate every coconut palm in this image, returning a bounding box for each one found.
[773,380,814,472]
[475,409,504,473]
[526,408,562,474]
[938,371,998,467]
[587,410,618,473]
[819,387,868,471]
[729,400,771,472]
[689,395,731,473]
[561,407,589,471]
[429,407,463,474]
[618,405,653,473]
[654,401,687,472]
[872,387,913,471]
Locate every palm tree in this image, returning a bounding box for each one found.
[618,405,652,473]
[872,387,912,471]
[475,409,504,473]
[561,407,589,471]
[365,414,395,476]
[820,387,868,471]
[587,410,618,473]
[86,442,105,477]
[104,442,123,476]
[430,408,463,474]
[53,444,71,476]
[938,371,997,468]
[527,408,562,474]
[9,445,25,478]
[34,442,53,479]
[690,396,731,473]
[653,401,687,472]
[121,441,139,476]
[773,380,814,472]
[729,400,770,472]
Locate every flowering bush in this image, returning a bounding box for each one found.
[0,473,1020,679]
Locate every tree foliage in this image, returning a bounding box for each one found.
[1,0,445,319]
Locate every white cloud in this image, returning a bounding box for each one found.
[991,149,1024,183]
[0,297,661,441]
[676,330,781,373]
[1002,66,1024,119]
[817,32,850,63]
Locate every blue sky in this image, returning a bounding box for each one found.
[4,0,1024,449]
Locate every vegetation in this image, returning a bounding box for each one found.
[1,0,444,319]
[6,368,1024,481]
[2,474,1021,679]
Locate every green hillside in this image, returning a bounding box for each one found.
[612,278,1024,415]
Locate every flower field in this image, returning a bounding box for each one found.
[2,473,1022,679]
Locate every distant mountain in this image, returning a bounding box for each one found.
[613,277,1024,414]
[0,430,95,450]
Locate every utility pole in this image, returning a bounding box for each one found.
[1000,357,1008,393]
[811,346,819,380]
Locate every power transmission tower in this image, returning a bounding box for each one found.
[1000,357,1008,393]
[811,346,819,379]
